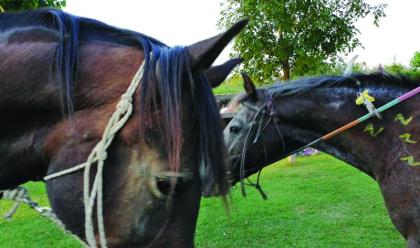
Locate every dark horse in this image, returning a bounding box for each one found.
[224,73,419,247]
[0,9,246,247]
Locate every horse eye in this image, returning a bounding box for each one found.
[154,177,190,197]
[156,179,172,196]
[230,126,241,134]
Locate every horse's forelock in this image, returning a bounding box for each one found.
[139,46,184,172]
[139,46,228,195]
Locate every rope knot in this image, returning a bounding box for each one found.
[96,149,108,161]
[116,93,132,111]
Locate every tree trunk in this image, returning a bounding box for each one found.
[282,60,290,80]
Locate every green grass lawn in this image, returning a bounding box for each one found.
[0,154,405,247]
[196,154,405,247]
[212,75,244,94]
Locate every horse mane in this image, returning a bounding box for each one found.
[227,73,419,109]
[0,8,166,113]
[0,8,165,46]
[0,9,228,193]
[268,72,420,97]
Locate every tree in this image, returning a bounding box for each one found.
[218,0,386,82]
[384,63,405,74]
[410,51,420,71]
[0,0,65,12]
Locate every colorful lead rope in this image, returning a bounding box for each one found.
[283,86,420,156]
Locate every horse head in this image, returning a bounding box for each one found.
[0,9,246,247]
[223,73,300,185]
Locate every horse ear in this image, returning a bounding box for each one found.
[241,72,258,101]
[204,58,243,88]
[187,20,248,73]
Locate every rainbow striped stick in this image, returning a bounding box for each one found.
[285,86,420,156]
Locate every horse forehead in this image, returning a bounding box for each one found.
[125,148,168,175]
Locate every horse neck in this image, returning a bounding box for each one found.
[274,84,416,179]
[0,40,143,189]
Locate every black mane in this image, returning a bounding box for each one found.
[0,8,165,47]
[0,8,166,114]
[268,73,420,97]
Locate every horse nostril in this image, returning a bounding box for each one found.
[230,126,241,133]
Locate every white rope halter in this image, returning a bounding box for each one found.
[44,61,145,248]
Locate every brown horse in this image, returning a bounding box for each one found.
[224,73,420,247]
[0,9,245,247]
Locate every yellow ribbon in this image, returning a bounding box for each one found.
[399,133,417,144]
[394,113,413,126]
[356,90,375,105]
[363,123,384,137]
[401,156,420,166]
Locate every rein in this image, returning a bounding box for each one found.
[237,86,420,197]
[237,102,269,198]
[234,97,282,199]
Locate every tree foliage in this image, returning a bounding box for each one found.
[410,51,420,71]
[0,0,65,12]
[384,63,405,74]
[218,0,386,82]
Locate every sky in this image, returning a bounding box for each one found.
[351,0,420,67]
[64,0,420,68]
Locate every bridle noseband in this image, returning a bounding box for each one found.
[232,95,285,199]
